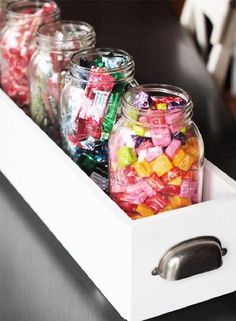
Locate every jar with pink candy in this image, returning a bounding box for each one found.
[0,0,60,111]
[29,20,96,144]
[109,84,204,220]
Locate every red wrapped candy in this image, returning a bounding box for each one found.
[0,1,59,110]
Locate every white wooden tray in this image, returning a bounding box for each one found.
[0,89,236,321]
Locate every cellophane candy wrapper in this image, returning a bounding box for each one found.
[0,11,6,87]
[0,0,60,111]
[29,20,96,144]
[108,84,204,220]
[60,48,135,192]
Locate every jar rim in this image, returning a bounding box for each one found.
[38,20,96,43]
[7,1,60,19]
[71,47,134,74]
[121,84,193,125]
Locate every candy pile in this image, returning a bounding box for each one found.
[0,1,59,110]
[29,21,95,144]
[67,52,128,143]
[109,89,203,219]
[68,67,115,144]
[60,49,134,191]
[67,64,116,191]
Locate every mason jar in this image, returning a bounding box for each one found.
[0,0,60,111]
[60,48,136,192]
[0,0,9,29]
[29,20,96,144]
[109,84,204,220]
[0,11,6,87]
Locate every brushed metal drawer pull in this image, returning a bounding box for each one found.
[152,236,227,281]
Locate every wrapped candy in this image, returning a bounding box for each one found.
[0,0,60,111]
[29,20,96,143]
[60,48,136,192]
[109,84,204,219]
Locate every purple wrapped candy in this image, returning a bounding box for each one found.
[168,101,179,110]
[178,98,187,106]
[173,132,187,145]
[168,98,187,110]
[131,135,149,148]
[133,91,150,108]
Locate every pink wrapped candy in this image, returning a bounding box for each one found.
[0,1,60,110]
[109,84,204,219]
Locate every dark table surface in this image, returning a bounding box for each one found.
[1,1,236,321]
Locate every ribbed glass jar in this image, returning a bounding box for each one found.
[0,0,9,87]
[29,20,96,144]
[0,1,60,111]
[60,48,136,191]
[109,84,204,220]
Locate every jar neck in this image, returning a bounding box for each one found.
[7,1,60,26]
[121,84,193,127]
[37,20,96,52]
[70,48,135,84]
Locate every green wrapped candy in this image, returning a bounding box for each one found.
[117,146,137,168]
[102,72,126,138]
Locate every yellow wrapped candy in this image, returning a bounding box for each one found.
[156,102,167,110]
[172,149,195,172]
[151,154,173,177]
[183,144,199,162]
[160,203,175,213]
[179,153,195,171]
[117,146,137,168]
[168,176,182,186]
[136,204,155,217]
[172,149,185,167]
[133,159,152,177]
[132,125,146,136]
[168,196,192,209]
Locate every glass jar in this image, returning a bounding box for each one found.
[109,84,204,220]
[0,0,60,111]
[0,0,10,12]
[60,48,136,192]
[0,0,8,28]
[29,20,96,144]
[0,0,9,87]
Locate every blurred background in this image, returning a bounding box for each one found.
[1,0,236,119]
[171,0,236,119]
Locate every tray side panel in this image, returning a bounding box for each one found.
[203,159,236,201]
[0,90,132,320]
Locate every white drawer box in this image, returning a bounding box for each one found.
[0,89,236,321]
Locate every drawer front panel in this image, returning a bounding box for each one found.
[131,197,236,321]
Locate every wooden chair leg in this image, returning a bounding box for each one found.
[180,0,195,35]
[194,6,208,58]
[207,44,232,89]
[207,10,236,89]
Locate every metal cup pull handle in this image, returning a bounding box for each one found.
[152,236,227,281]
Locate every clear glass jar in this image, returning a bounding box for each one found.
[109,84,204,220]
[0,0,10,12]
[60,48,136,192]
[0,0,9,87]
[0,0,60,111]
[0,0,8,27]
[29,20,96,144]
